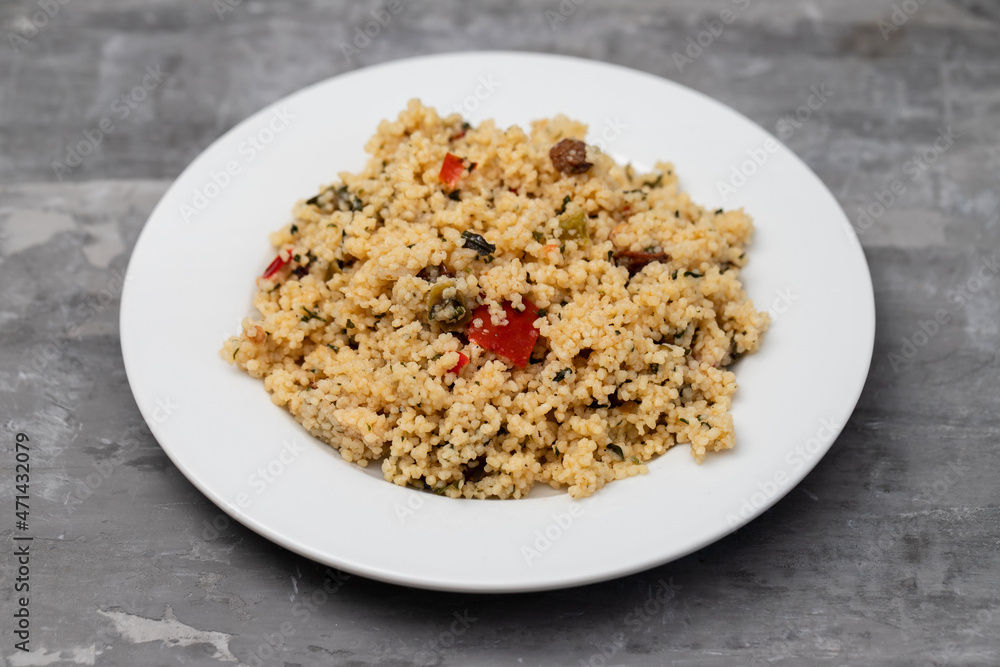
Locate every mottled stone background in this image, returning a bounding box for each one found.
[1,0,998,665]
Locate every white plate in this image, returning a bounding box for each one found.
[121,52,874,593]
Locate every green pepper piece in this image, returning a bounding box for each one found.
[557,209,589,244]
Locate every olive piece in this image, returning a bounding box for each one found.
[426,280,471,330]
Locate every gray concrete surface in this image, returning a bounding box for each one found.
[1,0,999,665]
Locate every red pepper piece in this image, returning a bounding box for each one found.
[448,352,469,374]
[467,299,540,368]
[262,248,293,279]
[439,152,466,189]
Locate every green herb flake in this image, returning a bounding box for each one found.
[232,347,240,360]
[684,271,703,278]
[434,481,460,495]
[553,368,572,382]
[557,194,571,215]
[536,309,547,318]
[679,418,690,425]
[346,319,355,329]
[300,307,327,323]
[607,444,625,460]
[532,230,545,242]
[290,224,299,235]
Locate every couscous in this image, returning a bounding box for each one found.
[221,100,769,498]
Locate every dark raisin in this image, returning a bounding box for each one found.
[549,138,592,175]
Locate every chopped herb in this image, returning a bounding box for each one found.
[649,363,659,373]
[346,319,355,329]
[714,208,724,214]
[532,230,545,242]
[644,173,664,188]
[615,330,621,335]
[232,347,240,360]
[675,211,680,218]
[326,344,339,352]
[684,271,703,278]
[300,307,327,322]
[630,456,641,464]
[557,194,571,215]
[607,444,624,460]
[679,418,690,425]
[553,368,572,382]
[407,243,416,249]
[460,230,496,256]
[536,309,547,318]
[434,481,460,495]
[289,224,299,235]
[608,250,614,261]
[448,190,462,201]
